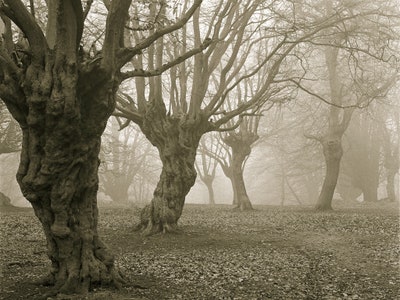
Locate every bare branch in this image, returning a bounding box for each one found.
[116,0,202,68]
[102,0,132,71]
[120,38,212,81]
[1,0,47,61]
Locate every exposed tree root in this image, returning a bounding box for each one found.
[135,219,182,236]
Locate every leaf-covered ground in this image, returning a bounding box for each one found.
[0,202,399,299]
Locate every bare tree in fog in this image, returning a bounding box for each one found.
[195,135,219,205]
[198,132,237,204]
[250,104,323,206]
[295,0,398,210]
[336,87,399,204]
[339,108,384,203]
[381,89,399,202]
[220,115,261,210]
[99,118,155,204]
[116,0,333,233]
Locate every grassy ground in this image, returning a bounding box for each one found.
[0,202,399,300]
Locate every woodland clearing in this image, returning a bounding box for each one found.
[0,202,399,300]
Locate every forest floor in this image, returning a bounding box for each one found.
[0,201,399,300]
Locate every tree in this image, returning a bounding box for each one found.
[220,116,260,210]
[199,132,238,205]
[115,0,377,232]
[0,0,204,294]
[339,108,382,202]
[195,135,219,205]
[247,102,324,206]
[99,118,153,205]
[382,106,399,202]
[296,0,399,210]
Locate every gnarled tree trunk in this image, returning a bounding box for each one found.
[315,135,343,211]
[135,103,209,235]
[16,79,123,294]
[224,132,258,211]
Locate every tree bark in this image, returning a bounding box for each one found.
[315,136,343,211]
[225,134,257,211]
[203,177,216,205]
[17,96,123,294]
[8,44,123,293]
[232,168,253,210]
[135,103,210,235]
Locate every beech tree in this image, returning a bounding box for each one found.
[0,0,205,294]
[221,116,261,210]
[296,0,398,210]
[99,118,153,204]
[115,0,374,232]
[199,122,260,210]
[200,132,237,205]
[195,135,219,205]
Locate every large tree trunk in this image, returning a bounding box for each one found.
[0,0,133,295]
[315,136,343,211]
[12,54,122,293]
[17,113,123,293]
[203,177,216,205]
[135,103,209,235]
[232,168,253,210]
[228,137,255,211]
[136,148,197,235]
